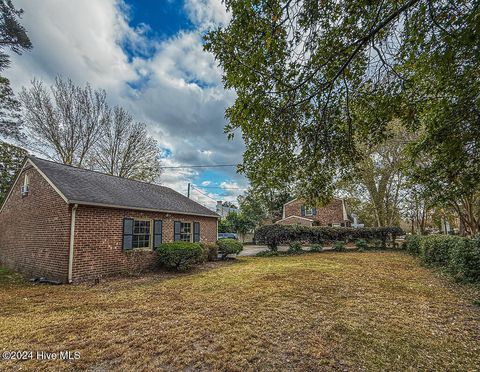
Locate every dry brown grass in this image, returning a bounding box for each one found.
[0,251,479,371]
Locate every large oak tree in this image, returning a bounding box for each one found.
[205,1,479,210]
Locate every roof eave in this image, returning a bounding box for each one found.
[68,200,220,219]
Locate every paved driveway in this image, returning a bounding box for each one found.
[238,244,343,256]
[238,245,277,256]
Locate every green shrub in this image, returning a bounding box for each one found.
[199,242,218,262]
[333,241,346,252]
[355,239,368,252]
[404,234,479,283]
[309,243,323,252]
[217,238,243,259]
[419,235,463,267]
[156,242,202,271]
[404,234,421,255]
[287,241,303,254]
[254,224,403,247]
[448,235,480,282]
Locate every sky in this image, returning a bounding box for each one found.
[5,0,248,211]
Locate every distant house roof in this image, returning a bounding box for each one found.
[25,156,219,218]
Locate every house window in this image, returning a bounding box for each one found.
[304,207,313,216]
[21,174,30,196]
[180,222,192,242]
[132,220,151,249]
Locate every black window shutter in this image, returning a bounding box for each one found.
[123,218,134,251]
[312,207,317,215]
[174,221,181,241]
[153,220,163,248]
[301,206,305,216]
[193,222,200,242]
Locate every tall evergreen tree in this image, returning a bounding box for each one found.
[0,0,32,139]
[0,141,27,205]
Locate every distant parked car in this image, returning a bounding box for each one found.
[218,233,238,240]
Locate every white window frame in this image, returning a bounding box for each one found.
[132,219,153,250]
[179,221,192,242]
[304,207,313,216]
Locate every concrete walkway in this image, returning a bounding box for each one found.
[238,245,334,256]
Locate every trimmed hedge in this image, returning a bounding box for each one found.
[449,235,480,282]
[217,238,243,259]
[156,242,203,271]
[254,224,404,250]
[403,234,421,255]
[403,234,480,283]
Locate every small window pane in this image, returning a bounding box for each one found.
[180,222,191,242]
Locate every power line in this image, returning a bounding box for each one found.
[193,185,247,190]
[161,164,238,169]
[191,185,219,202]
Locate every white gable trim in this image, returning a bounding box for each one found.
[28,159,69,203]
[0,158,69,214]
[0,158,28,213]
[275,215,315,223]
[283,198,299,207]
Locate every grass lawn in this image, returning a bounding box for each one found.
[0,251,479,371]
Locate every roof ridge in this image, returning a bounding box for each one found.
[28,155,167,188]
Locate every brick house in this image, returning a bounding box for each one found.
[0,156,219,283]
[276,198,352,227]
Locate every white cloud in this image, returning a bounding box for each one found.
[184,0,231,30]
[7,0,137,94]
[201,180,211,186]
[5,0,248,197]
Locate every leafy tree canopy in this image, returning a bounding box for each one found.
[205,0,479,208]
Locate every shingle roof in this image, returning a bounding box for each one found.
[28,156,219,218]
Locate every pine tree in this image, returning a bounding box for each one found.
[0,0,32,139]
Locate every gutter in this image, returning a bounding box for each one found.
[67,199,220,219]
[68,204,78,284]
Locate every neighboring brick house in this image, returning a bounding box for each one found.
[0,156,219,283]
[276,198,352,227]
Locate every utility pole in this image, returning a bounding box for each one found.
[187,183,191,198]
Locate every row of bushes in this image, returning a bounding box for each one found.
[254,224,404,250]
[156,239,243,271]
[403,234,480,283]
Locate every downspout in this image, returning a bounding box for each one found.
[68,204,78,284]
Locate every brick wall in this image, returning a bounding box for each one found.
[283,199,349,226]
[0,164,71,282]
[72,206,218,282]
